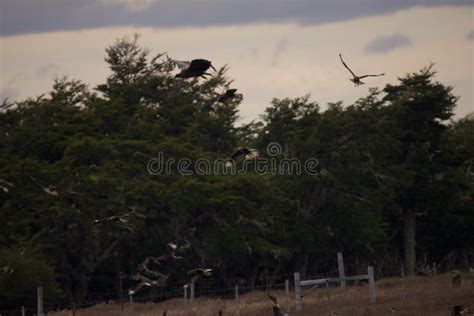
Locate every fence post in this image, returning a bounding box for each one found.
[325,280,330,301]
[21,306,25,316]
[190,283,195,302]
[37,286,43,316]
[284,280,290,316]
[433,262,437,277]
[184,286,188,315]
[294,272,302,312]
[368,266,376,304]
[337,252,346,287]
[128,294,134,316]
[235,284,240,316]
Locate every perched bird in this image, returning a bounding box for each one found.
[339,53,384,87]
[449,305,471,316]
[268,295,283,316]
[0,179,13,193]
[184,268,212,288]
[173,58,217,78]
[225,147,259,168]
[1,248,25,274]
[218,89,239,103]
[29,176,76,196]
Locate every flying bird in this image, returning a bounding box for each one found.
[226,147,259,168]
[218,89,239,103]
[1,248,25,274]
[339,53,384,87]
[0,179,13,193]
[94,215,130,225]
[184,268,212,288]
[29,176,76,196]
[128,274,165,295]
[172,58,217,79]
[156,242,184,261]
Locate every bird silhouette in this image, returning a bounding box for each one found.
[29,176,76,196]
[183,268,212,288]
[226,147,259,168]
[218,89,239,103]
[449,305,471,316]
[128,273,166,295]
[0,179,13,193]
[339,53,384,87]
[268,294,283,316]
[170,58,216,79]
[1,248,25,274]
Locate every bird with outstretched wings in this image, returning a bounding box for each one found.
[339,53,384,87]
[183,268,212,288]
[29,176,77,196]
[226,147,259,168]
[1,248,25,274]
[172,57,217,78]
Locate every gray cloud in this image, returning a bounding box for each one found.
[364,33,413,54]
[0,0,471,37]
[468,30,474,41]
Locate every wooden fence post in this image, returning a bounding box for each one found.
[37,287,43,316]
[235,284,240,316]
[21,306,25,316]
[184,286,188,315]
[452,270,461,288]
[190,283,195,302]
[368,266,376,304]
[284,280,290,316]
[433,262,437,277]
[325,280,330,301]
[337,252,346,287]
[128,294,134,316]
[294,272,302,312]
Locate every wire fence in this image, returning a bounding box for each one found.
[1,253,472,316]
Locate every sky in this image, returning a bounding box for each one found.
[1,0,473,123]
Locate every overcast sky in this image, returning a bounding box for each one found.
[1,0,472,123]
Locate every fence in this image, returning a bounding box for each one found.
[1,253,471,316]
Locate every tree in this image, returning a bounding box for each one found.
[382,65,457,275]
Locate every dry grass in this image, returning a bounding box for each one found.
[50,272,474,316]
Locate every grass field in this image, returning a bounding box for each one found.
[51,272,474,316]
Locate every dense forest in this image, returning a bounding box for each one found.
[0,35,473,308]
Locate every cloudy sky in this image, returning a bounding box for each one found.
[1,0,472,123]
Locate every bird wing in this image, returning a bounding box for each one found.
[230,147,251,163]
[244,149,259,161]
[339,54,357,78]
[358,73,385,79]
[171,60,191,70]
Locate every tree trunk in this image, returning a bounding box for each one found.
[404,208,416,275]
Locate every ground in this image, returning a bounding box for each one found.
[50,272,474,315]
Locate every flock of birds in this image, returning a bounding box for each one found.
[166,53,385,167]
[127,241,213,296]
[1,54,472,315]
